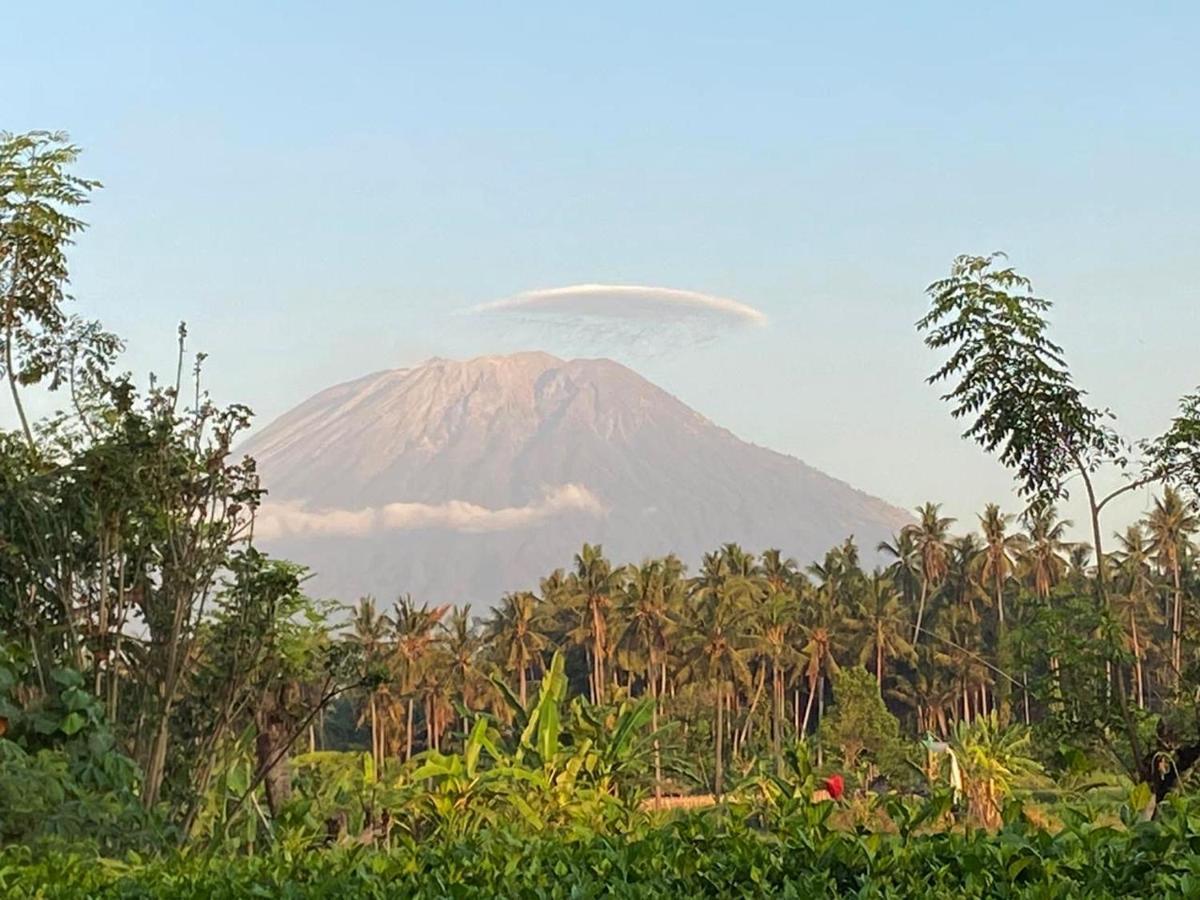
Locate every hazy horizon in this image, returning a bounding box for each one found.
[4,2,1197,543]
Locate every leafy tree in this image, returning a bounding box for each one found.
[818,666,904,778]
[0,131,101,447]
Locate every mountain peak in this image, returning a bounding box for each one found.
[420,350,566,369]
[243,353,910,604]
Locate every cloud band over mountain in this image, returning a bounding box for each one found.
[255,483,605,539]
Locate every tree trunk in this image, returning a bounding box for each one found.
[255,681,297,818]
[714,684,724,798]
[913,580,929,644]
[591,599,606,702]
[518,662,527,707]
[585,648,595,704]
[370,695,380,771]
[426,697,435,752]
[4,321,35,449]
[771,666,782,773]
[995,570,1005,627]
[739,665,766,749]
[801,681,817,735]
[143,715,172,810]
[1131,612,1145,708]
[1172,562,1184,679]
[1022,672,1031,725]
[816,675,825,768]
[405,698,414,761]
[649,663,661,808]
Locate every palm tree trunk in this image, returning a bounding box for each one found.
[585,648,595,704]
[995,570,1005,627]
[405,698,414,761]
[370,695,380,771]
[740,665,766,749]
[649,663,661,808]
[591,600,606,701]
[425,697,434,753]
[1131,612,1145,709]
[913,579,929,644]
[771,666,782,772]
[876,637,884,688]
[816,674,826,768]
[714,684,724,798]
[1172,561,1184,679]
[801,680,817,735]
[518,662,527,707]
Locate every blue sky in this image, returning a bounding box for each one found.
[4,2,1198,534]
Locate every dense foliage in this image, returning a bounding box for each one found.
[7,797,1200,898]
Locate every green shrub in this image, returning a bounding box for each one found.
[6,797,1200,898]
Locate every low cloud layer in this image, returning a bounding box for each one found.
[255,484,604,539]
[469,283,767,357]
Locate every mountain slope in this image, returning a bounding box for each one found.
[242,352,910,604]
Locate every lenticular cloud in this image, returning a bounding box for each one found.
[475,284,767,326]
[470,284,766,356]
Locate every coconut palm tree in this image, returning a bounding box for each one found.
[392,595,448,760]
[569,544,620,703]
[616,556,682,802]
[797,580,843,738]
[904,503,955,645]
[1019,505,1071,600]
[348,596,390,771]
[977,504,1021,628]
[1111,525,1163,708]
[760,548,800,595]
[933,603,989,723]
[946,534,985,620]
[1146,487,1198,677]
[681,566,753,797]
[484,591,549,706]
[889,657,958,737]
[847,569,915,689]
[747,585,803,771]
[879,529,922,613]
[443,605,484,719]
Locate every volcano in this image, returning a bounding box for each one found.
[241,352,910,604]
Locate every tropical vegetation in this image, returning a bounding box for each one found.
[4,131,1200,895]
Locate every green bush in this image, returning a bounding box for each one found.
[6,797,1200,898]
[0,650,159,852]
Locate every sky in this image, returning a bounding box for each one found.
[3,1,1198,538]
